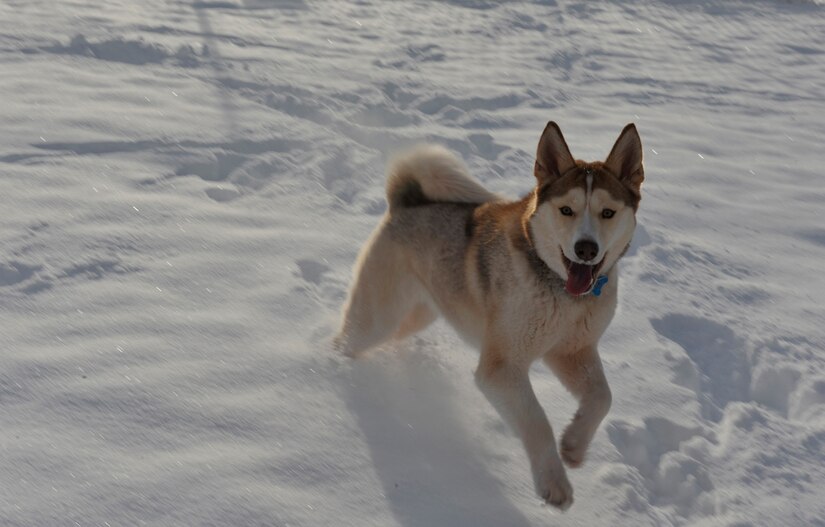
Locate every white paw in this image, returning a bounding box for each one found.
[561,425,589,468]
[535,463,574,510]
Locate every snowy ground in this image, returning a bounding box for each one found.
[1,1,824,525]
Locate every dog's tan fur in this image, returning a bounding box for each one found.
[335,122,644,510]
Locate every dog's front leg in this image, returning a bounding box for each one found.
[475,346,573,510]
[544,346,612,468]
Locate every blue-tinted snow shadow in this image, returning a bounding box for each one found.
[343,348,533,527]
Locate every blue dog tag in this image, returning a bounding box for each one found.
[591,275,609,297]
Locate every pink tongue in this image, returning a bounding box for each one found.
[566,262,595,296]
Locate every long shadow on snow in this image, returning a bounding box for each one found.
[194,1,242,138]
[343,349,532,527]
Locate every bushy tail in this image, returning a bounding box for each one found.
[386,145,498,211]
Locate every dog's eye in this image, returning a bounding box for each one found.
[601,209,616,219]
[559,206,574,216]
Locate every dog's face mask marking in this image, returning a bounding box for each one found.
[531,175,636,295]
[529,123,643,296]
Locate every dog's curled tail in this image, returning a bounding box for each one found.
[386,145,498,210]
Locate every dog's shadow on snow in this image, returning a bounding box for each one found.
[342,345,533,527]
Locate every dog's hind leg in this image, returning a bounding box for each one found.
[393,302,437,340]
[334,226,422,358]
[543,346,612,468]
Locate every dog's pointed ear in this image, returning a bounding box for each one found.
[605,123,644,196]
[535,121,576,185]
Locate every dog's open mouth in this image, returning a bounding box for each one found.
[562,253,604,296]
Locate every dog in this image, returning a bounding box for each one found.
[335,122,644,510]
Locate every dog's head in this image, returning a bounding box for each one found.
[528,122,644,296]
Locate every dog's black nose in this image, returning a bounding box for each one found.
[574,239,599,262]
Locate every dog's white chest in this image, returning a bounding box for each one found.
[519,290,615,358]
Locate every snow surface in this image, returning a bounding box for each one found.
[1,1,824,525]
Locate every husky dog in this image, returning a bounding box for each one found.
[335,122,644,510]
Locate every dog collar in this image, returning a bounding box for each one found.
[591,275,609,297]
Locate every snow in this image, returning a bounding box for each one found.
[1,0,824,525]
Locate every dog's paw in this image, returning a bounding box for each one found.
[535,465,574,510]
[560,425,589,468]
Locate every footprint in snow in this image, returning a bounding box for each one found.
[652,313,813,423]
[604,416,715,517]
[0,261,41,287]
[295,258,330,286]
[651,314,750,422]
[293,258,346,308]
